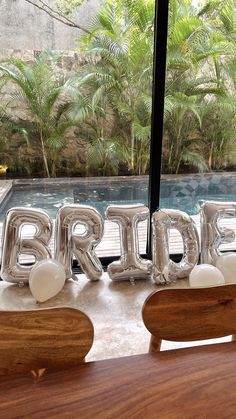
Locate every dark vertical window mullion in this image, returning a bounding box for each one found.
[147,0,169,259]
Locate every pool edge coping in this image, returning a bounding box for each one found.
[0,180,13,207]
[11,171,236,187]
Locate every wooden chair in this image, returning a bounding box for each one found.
[142,284,236,352]
[0,307,94,375]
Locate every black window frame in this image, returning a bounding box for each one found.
[147,0,169,259]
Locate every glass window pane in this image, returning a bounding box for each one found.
[0,0,156,259]
[161,0,236,254]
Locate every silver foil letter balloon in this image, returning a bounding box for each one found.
[106,204,152,281]
[200,201,236,265]
[152,209,199,284]
[1,207,53,284]
[55,204,104,280]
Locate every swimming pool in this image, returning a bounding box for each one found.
[0,174,236,221]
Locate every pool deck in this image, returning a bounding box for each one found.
[0,177,236,261]
[0,179,12,206]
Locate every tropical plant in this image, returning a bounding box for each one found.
[163,0,236,173]
[77,0,236,175]
[0,51,76,177]
[201,101,236,170]
[85,137,124,176]
[163,93,208,173]
[77,0,154,175]
[1,0,236,178]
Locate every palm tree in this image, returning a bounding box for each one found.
[163,0,236,173]
[163,93,208,173]
[78,0,236,175]
[0,51,75,177]
[86,137,127,176]
[78,0,154,175]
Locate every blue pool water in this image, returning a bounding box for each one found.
[0,181,148,220]
[0,174,236,221]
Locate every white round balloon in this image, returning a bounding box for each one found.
[189,264,225,288]
[216,253,236,284]
[29,259,66,302]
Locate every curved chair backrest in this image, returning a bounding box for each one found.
[0,307,94,375]
[142,284,236,352]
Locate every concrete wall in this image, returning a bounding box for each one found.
[0,0,101,50]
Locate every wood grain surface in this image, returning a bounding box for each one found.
[142,284,236,350]
[0,307,94,375]
[1,341,236,418]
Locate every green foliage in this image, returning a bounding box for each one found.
[77,0,154,175]
[201,99,236,170]
[0,51,77,177]
[1,0,236,177]
[163,0,236,173]
[86,137,127,176]
[77,0,236,175]
[54,0,85,17]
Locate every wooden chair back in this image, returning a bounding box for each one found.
[142,284,236,352]
[0,307,94,375]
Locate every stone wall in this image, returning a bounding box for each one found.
[0,0,101,50]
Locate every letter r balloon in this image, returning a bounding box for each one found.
[55,204,104,281]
